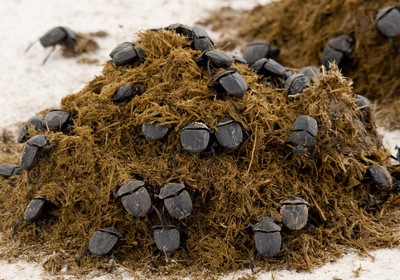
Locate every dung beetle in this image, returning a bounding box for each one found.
[285,115,318,157]
[114,178,152,221]
[112,83,143,103]
[209,68,248,98]
[280,196,310,230]
[17,115,45,143]
[110,42,146,66]
[191,26,215,51]
[321,35,354,69]
[142,121,170,141]
[78,228,123,271]
[43,109,71,132]
[165,23,194,38]
[26,26,77,64]
[197,49,233,75]
[284,73,311,100]
[375,6,400,39]
[157,182,192,220]
[355,94,371,123]
[0,164,23,178]
[214,117,244,149]
[20,134,52,171]
[151,206,181,254]
[250,216,281,258]
[13,196,54,240]
[179,122,211,154]
[366,165,393,188]
[242,41,280,66]
[251,58,290,79]
[298,66,320,81]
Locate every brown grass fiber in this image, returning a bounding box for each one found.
[0,30,399,278]
[204,0,400,104]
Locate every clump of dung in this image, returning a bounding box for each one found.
[0,30,398,278]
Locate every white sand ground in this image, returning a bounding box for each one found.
[0,0,399,279]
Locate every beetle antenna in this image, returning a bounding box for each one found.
[41,46,56,65]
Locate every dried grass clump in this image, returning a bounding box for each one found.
[0,30,399,278]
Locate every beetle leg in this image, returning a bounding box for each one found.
[11,217,24,240]
[228,97,240,114]
[249,251,257,273]
[76,247,89,267]
[40,220,46,242]
[108,252,115,272]
[25,41,38,53]
[41,46,56,65]
[207,60,212,76]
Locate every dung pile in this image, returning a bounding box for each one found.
[205,0,400,104]
[0,30,399,278]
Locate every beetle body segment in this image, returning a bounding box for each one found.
[159,183,192,220]
[39,26,76,48]
[24,196,49,222]
[180,122,211,154]
[366,165,392,188]
[142,121,169,141]
[153,225,181,253]
[116,179,152,218]
[197,50,233,71]
[376,6,400,38]
[44,109,70,131]
[0,164,22,178]
[210,68,248,97]
[252,58,288,79]
[215,118,244,149]
[18,115,45,143]
[192,26,214,51]
[321,35,354,69]
[251,217,281,258]
[280,196,310,230]
[285,73,310,96]
[88,228,122,256]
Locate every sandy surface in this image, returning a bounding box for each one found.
[0,0,399,279]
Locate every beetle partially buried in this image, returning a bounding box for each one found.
[157,182,193,220]
[285,115,318,157]
[250,216,281,258]
[280,196,310,230]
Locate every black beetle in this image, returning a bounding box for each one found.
[214,117,244,149]
[242,41,280,66]
[355,94,371,123]
[13,196,53,239]
[191,26,215,51]
[375,6,400,39]
[284,73,311,100]
[114,179,152,220]
[250,216,281,258]
[157,182,192,220]
[366,165,392,188]
[209,68,248,98]
[17,115,45,143]
[78,228,123,270]
[0,164,22,178]
[151,206,181,254]
[285,115,318,156]
[26,26,77,64]
[110,42,146,66]
[298,66,320,81]
[251,58,289,79]
[321,35,354,69]
[20,134,52,171]
[165,23,194,38]
[280,196,310,230]
[179,122,211,154]
[142,121,170,141]
[43,109,71,132]
[112,83,143,103]
[197,49,233,74]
